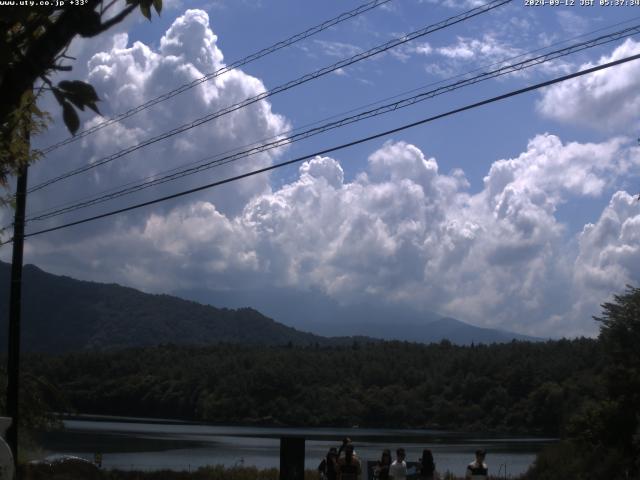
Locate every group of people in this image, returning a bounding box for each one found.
[318,438,488,480]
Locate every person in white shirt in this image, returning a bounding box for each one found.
[465,449,488,480]
[389,448,407,480]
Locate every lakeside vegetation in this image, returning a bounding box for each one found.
[2,286,639,478]
[24,338,599,435]
[20,464,504,480]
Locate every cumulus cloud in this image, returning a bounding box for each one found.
[575,191,640,293]
[560,191,640,334]
[537,38,640,130]
[6,9,640,339]
[20,132,640,337]
[25,8,289,230]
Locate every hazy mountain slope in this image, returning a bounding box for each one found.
[178,287,540,344]
[0,261,538,352]
[0,262,361,352]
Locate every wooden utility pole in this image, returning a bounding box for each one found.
[6,158,28,469]
[279,437,305,480]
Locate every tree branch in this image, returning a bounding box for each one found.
[95,3,137,35]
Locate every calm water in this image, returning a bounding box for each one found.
[38,416,554,478]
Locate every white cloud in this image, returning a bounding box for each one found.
[20,133,640,338]
[575,191,640,292]
[565,191,640,333]
[6,9,640,340]
[25,9,290,229]
[313,40,361,58]
[414,42,433,56]
[483,134,627,204]
[419,0,487,7]
[420,33,570,80]
[537,38,640,130]
[436,34,521,61]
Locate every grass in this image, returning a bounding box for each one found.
[20,462,521,480]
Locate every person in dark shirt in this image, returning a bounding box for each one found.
[418,449,436,480]
[338,437,352,458]
[336,443,362,480]
[319,447,338,480]
[373,449,392,480]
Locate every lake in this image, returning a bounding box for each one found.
[37,416,554,478]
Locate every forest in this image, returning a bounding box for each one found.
[2,286,639,479]
[21,338,600,435]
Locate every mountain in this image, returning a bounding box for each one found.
[0,261,539,353]
[177,286,540,344]
[419,317,539,343]
[0,261,372,353]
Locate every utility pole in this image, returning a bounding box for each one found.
[6,150,29,470]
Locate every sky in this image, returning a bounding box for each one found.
[2,0,640,338]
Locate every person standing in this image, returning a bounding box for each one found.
[389,448,407,480]
[465,449,488,480]
[319,447,339,480]
[373,449,392,480]
[338,437,352,458]
[418,449,436,480]
[336,443,362,480]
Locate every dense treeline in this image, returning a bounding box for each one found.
[23,338,602,436]
[4,285,640,478]
[523,287,640,479]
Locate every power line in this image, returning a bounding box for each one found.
[28,0,511,194]
[24,23,640,224]
[39,0,393,155]
[24,14,640,224]
[8,51,638,243]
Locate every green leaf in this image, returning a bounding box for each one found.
[152,0,162,14]
[86,102,101,115]
[61,101,80,136]
[51,87,65,106]
[64,93,86,112]
[140,2,151,20]
[58,80,99,103]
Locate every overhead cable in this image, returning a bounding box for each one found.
[24,23,640,223]
[8,51,637,242]
[39,0,394,155]
[28,0,511,194]
[26,14,640,223]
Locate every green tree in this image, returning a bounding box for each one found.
[526,286,640,479]
[0,0,162,195]
[594,285,640,475]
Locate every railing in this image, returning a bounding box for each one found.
[48,436,517,480]
[497,462,509,479]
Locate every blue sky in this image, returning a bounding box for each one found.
[2,0,640,338]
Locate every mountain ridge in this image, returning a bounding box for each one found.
[0,261,539,352]
[176,286,540,343]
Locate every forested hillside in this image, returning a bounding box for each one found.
[4,286,639,479]
[0,262,372,351]
[25,338,601,435]
[0,261,536,350]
